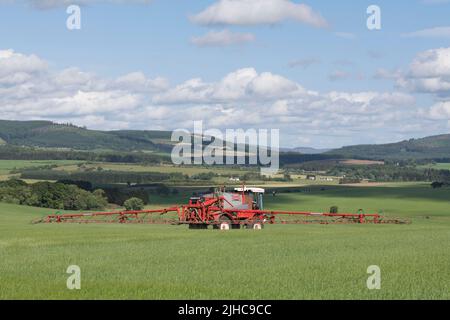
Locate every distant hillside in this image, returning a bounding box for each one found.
[281,147,332,154]
[1,120,450,162]
[329,134,450,160]
[0,120,261,155]
[0,120,171,152]
[108,130,174,152]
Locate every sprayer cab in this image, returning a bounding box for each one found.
[233,187,265,210]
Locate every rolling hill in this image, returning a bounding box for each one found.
[328,134,450,160]
[281,147,332,154]
[0,120,251,155]
[1,120,450,161]
[0,120,171,152]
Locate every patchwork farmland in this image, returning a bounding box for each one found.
[1,182,449,299]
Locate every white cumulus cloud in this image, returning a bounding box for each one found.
[1,48,447,147]
[428,101,450,119]
[0,49,168,128]
[153,68,307,104]
[397,48,450,97]
[190,0,328,28]
[0,49,47,84]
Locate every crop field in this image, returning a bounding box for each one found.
[264,183,450,217]
[0,160,83,174]
[54,163,256,176]
[419,162,450,170]
[0,160,83,181]
[0,183,449,300]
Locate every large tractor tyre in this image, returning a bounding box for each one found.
[252,222,264,230]
[245,220,265,230]
[218,215,232,231]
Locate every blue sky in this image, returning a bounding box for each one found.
[0,0,450,148]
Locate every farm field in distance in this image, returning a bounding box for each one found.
[419,162,450,170]
[0,160,83,172]
[1,156,449,300]
[53,162,257,176]
[8,159,343,186]
[0,160,84,180]
[1,182,449,299]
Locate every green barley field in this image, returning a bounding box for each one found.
[0,183,449,299]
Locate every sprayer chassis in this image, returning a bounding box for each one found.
[36,194,408,226]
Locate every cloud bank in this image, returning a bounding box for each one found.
[1,48,449,147]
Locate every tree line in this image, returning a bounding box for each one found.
[20,170,191,184]
[0,179,108,210]
[0,145,169,164]
[328,165,450,182]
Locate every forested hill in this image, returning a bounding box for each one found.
[0,120,173,152]
[328,134,450,161]
[1,120,450,161]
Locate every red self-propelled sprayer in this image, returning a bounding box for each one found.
[34,186,409,228]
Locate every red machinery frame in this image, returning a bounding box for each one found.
[35,192,409,226]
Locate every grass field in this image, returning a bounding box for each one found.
[418,163,450,170]
[0,159,84,181]
[0,160,83,175]
[1,183,449,299]
[264,183,450,217]
[55,162,256,176]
